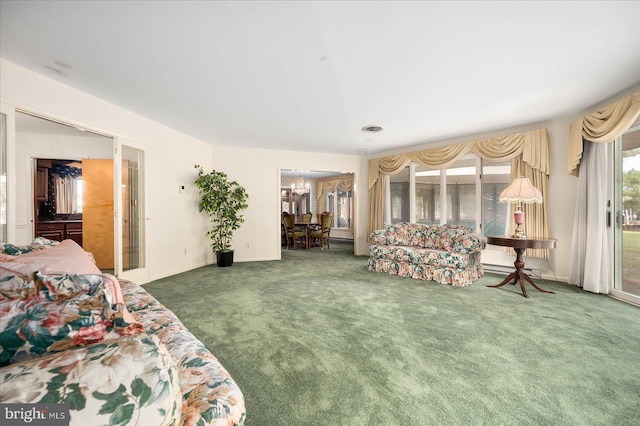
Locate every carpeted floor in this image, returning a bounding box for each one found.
[144,240,640,425]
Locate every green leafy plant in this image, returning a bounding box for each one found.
[194,165,249,253]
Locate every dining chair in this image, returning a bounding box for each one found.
[301,212,312,224]
[310,212,333,250]
[282,213,308,249]
[281,211,289,246]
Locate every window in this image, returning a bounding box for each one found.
[386,155,511,233]
[76,178,84,213]
[326,188,352,229]
[415,166,440,225]
[390,166,410,223]
[281,188,310,220]
[445,160,477,229]
[336,189,351,228]
[481,160,511,236]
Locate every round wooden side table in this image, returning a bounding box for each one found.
[486,236,557,298]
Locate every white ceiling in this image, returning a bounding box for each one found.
[1,1,639,156]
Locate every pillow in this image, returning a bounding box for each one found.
[11,239,102,275]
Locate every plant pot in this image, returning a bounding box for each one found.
[216,250,234,267]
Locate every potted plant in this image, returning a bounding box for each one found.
[194,165,249,267]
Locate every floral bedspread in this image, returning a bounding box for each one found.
[0,334,183,425]
[0,264,182,425]
[368,223,486,287]
[121,280,246,426]
[0,238,245,426]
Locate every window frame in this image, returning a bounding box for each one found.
[326,187,352,229]
[384,155,511,237]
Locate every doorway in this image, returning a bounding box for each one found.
[613,124,640,304]
[280,169,355,254]
[15,111,147,281]
[18,112,112,264]
[34,159,85,247]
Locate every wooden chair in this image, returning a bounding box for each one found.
[282,213,308,249]
[301,212,312,225]
[310,212,333,250]
[281,212,289,246]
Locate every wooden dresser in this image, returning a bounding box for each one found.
[36,221,83,247]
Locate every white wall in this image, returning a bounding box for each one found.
[210,145,368,261]
[1,59,214,282]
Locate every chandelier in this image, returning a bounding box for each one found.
[292,172,309,195]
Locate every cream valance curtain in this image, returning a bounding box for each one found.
[368,128,550,257]
[316,174,354,214]
[568,90,640,176]
[316,174,355,234]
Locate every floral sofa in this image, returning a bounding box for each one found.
[0,238,245,425]
[368,222,486,287]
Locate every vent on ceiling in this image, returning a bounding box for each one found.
[362,124,384,134]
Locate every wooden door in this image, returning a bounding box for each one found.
[82,159,114,270]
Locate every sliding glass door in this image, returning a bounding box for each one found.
[0,104,15,243]
[0,111,6,242]
[613,125,640,304]
[114,138,147,283]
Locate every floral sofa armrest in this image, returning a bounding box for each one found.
[451,233,487,254]
[369,229,388,245]
[0,334,182,426]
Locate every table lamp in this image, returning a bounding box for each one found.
[499,177,543,239]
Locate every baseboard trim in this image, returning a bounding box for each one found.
[483,263,540,277]
[146,261,210,284]
[610,290,640,307]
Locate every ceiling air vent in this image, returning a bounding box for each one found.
[361,124,384,134]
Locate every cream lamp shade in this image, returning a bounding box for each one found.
[499,177,543,204]
[499,177,542,239]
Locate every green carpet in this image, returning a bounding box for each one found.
[144,241,640,425]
